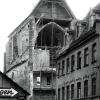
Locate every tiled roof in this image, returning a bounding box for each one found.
[57,28,98,59]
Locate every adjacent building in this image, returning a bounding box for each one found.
[0,71,29,100]
[56,4,100,100]
[4,0,76,100]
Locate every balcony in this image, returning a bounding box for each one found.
[33,83,56,90]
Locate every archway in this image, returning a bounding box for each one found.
[36,22,65,48]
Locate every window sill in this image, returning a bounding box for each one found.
[84,64,89,67]
[62,74,65,76]
[91,60,97,64]
[66,72,70,75]
[77,68,81,70]
[71,70,75,72]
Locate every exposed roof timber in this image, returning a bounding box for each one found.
[58,2,76,19]
[8,0,75,38]
[31,0,76,19]
[62,0,76,19]
[33,10,73,19]
[30,0,44,16]
[50,0,75,19]
[38,22,65,33]
[46,0,76,19]
[35,16,72,21]
[34,46,61,49]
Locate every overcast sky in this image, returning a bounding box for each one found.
[0,0,100,72]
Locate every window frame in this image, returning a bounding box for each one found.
[62,87,65,100]
[58,88,60,100]
[58,62,61,77]
[66,85,70,100]
[77,51,81,70]
[77,82,81,98]
[84,80,88,97]
[84,47,89,67]
[66,58,70,74]
[62,60,65,76]
[47,76,51,85]
[71,84,74,99]
[71,55,75,72]
[92,43,97,64]
[92,77,96,96]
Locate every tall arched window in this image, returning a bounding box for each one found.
[77,82,81,98]
[84,80,88,97]
[92,77,96,96]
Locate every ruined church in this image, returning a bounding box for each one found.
[4,0,100,100]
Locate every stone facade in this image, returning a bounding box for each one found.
[4,0,76,100]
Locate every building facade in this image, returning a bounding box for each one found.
[4,0,76,100]
[56,4,100,100]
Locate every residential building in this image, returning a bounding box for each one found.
[56,4,100,100]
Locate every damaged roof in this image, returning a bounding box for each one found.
[31,0,76,19]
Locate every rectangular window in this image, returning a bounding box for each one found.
[71,84,74,99]
[58,63,60,77]
[58,88,60,100]
[47,76,51,85]
[77,82,81,98]
[37,76,40,85]
[62,87,65,100]
[66,58,70,73]
[65,35,67,46]
[71,55,75,72]
[84,48,89,67]
[62,60,65,76]
[92,77,96,96]
[66,86,70,100]
[77,51,81,69]
[84,80,88,97]
[92,43,97,63]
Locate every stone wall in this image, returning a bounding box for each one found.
[7,61,30,92]
[5,22,30,71]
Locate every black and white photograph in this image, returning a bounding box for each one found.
[0,0,100,100]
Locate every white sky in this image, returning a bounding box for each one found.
[0,0,100,72]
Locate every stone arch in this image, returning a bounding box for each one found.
[36,22,65,48]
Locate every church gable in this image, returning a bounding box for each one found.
[32,0,75,20]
